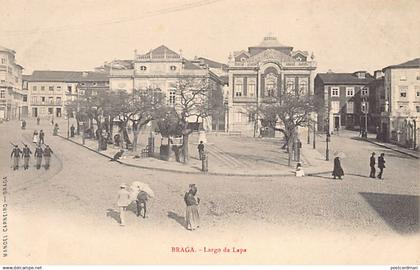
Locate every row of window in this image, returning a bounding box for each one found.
[330,101,367,114]
[137,65,177,71]
[31,96,62,104]
[399,86,420,98]
[331,86,369,97]
[399,74,420,81]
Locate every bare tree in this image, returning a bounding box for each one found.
[250,89,322,166]
[160,78,213,164]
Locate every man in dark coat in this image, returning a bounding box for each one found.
[10,145,22,170]
[136,191,149,219]
[43,145,53,170]
[332,157,344,179]
[197,141,205,160]
[34,145,43,169]
[377,153,386,179]
[369,152,376,178]
[37,116,40,125]
[39,130,45,145]
[22,144,32,170]
[70,124,75,137]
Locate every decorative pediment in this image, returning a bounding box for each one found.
[246,49,295,65]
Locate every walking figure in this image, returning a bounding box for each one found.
[10,145,22,170]
[116,184,131,226]
[198,141,205,160]
[136,190,149,219]
[33,130,39,144]
[39,130,45,145]
[332,157,344,180]
[369,152,376,178]
[21,120,26,130]
[34,145,43,169]
[37,116,40,125]
[43,145,53,170]
[53,123,59,136]
[70,124,75,137]
[377,153,386,179]
[22,144,32,170]
[184,184,200,231]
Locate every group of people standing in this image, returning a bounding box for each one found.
[370,152,386,179]
[331,152,386,180]
[116,183,200,231]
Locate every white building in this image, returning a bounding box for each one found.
[0,46,24,120]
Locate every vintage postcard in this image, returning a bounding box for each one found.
[0,0,419,267]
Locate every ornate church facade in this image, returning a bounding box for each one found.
[226,35,317,136]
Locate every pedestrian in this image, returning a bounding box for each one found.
[184,184,200,231]
[332,156,344,179]
[37,116,40,125]
[39,130,45,145]
[10,145,22,170]
[33,130,39,144]
[377,153,386,179]
[70,124,75,137]
[295,162,305,177]
[21,120,26,130]
[22,144,32,170]
[197,141,205,160]
[136,190,149,218]
[116,184,131,226]
[43,145,53,170]
[369,152,376,178]
[51,116,54,126]
[53,123,59,136]
[34,145,43,169]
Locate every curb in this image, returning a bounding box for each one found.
[58,135,329,177]
[365,139,419,159]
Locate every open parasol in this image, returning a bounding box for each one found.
[130,181,155,198]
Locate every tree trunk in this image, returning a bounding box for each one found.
[132,128,140,152]
[287,133,294,166]
[182,134,190,164]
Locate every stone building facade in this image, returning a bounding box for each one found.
[226,35,317,136]
[0,46,24,120]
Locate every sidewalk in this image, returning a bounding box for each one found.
[364,136,419,159]
[58,132,330,177]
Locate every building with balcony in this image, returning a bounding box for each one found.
[109,45,224,131]
[314,71,374,133]
[0,46,24,120]
[226,35,317,136]
[379,58,420,147]
[25,70,109,119]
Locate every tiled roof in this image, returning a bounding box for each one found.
[383,58,420,70]
[250,35,291,48]
[316,72,374,84]
[27,70,109,82]
[140,45,180,59]
[183,59,202,70]
[79,72,109,82]
[197,57,227,69]
[0,45,15,54]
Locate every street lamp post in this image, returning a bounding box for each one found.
[362,97,368,138]
[67,112,70,139]
[326,132,331,161]
[411,117,417,150]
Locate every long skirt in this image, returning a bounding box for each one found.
[33,135,38,144]
[186,205,200,230]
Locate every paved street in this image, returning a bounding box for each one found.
[1,119,419,264]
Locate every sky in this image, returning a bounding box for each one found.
[1,0,419,74]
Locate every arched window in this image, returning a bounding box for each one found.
[265,73,277,97]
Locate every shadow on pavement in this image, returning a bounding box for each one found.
[360,192,419,234]
[167,211,186,228]
[106,208,121,224]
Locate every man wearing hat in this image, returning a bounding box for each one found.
[22,144,32,170]
[43,145,53,170]
[117,184,131,226]
[10,145,22,170]
[34,145,43,169]
[369,152,376,178]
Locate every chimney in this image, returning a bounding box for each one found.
[374,70,383,79]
